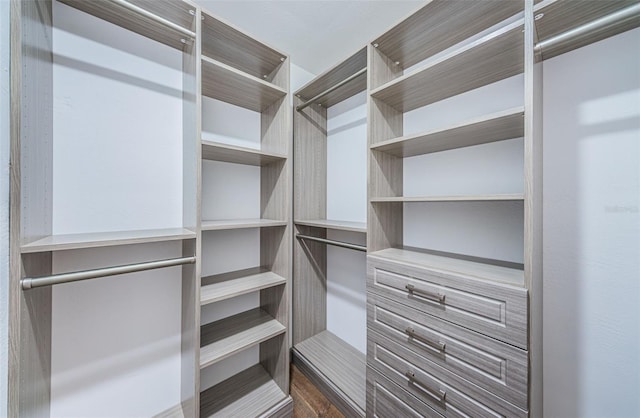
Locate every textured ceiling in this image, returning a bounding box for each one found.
[194,1,425,75]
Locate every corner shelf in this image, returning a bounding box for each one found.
[370,107,524,157]
[201,219,287,231]
[370,19,524,112]
[201,55,287,112]
[20,227,196,253]
[201,267,286,306]
[370,194,524,203]
[201,140,287,166]
[295,219,367,234]
[199,364,288,418]
[200,308,286,369]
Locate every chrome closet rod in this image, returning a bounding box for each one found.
[109,0,197,39]
[296,234,367,252]
[21,256,196,290]
[534,3,640,53]
[296,68,367,111]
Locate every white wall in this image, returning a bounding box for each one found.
[543,28,640,418]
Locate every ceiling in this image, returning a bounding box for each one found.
[194,1,425,75]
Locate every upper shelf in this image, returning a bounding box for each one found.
[202,219,287,231]
[21,227,196,253]
[371,194,525,203]
[371,107,525,157]
[202,56,287,112]
[295,219,367,234]
[370,19,524,113]
[372,0,524,71]
[201,140,287,166]
[201,11,287,81]
[58,0,196,51]
[534,0,640,60]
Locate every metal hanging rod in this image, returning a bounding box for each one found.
[534,3,640,54]
[296,68,367,112]
[296,234,367,252]
[21,255,196,290]
[109,0,196,39]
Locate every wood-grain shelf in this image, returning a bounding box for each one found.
[294,331,366,414]
[20,227,196,253]
[369,247,525,286]
[295,219,367,234]
[200,364,287,418]
[201,55,287,112]
[370,19,524,113]
[534,0,640,60]
[372,0,524,71]
[201,140,287,166]
[200,308,286,369]
[370,194,524,203]
[201,219,287,231]
[58,0,195,51]
[371,107,525,157]
[201,267,286,306]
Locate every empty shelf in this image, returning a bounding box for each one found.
[369,247,525,286]
[295,219,367,233]
[371,194,524,203]
[201,219,287,231]
[201,267,286,306]
[371,107,524,157]
[370,19,524,112]
[372,0,524,71]
[201,140,287,165]
[200,364,287,418]
[200,308,286,369]
[202,55,287,112]
[294,331,366,413]
[21,228,196,253]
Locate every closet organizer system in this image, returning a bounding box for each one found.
[8,0,640,417]
[9,0,292,417]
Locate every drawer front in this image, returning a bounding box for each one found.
[368,293,528,409]
[367,256,528,348]
[367,366,443,418]
[368,330,528,417]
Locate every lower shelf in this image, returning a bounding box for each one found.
[200,364,288,417]
[293,330,366,417]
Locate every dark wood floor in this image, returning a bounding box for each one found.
[291,365,345,418]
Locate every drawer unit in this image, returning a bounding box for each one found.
[367,255,528,348]
[368,330,528,417]
[368,293,528,409]
[367,366,443,418]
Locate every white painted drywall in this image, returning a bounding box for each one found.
[543,28,640,418]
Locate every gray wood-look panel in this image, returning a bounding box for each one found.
[199,364,287,418]
[201,11,287,84]
[21,228,196,253]
[368,331,528,417]
[201,56,286,112]
[58,0,195,51]
[368,293,528,409]
[296,47,367,99]
[371,107,525,157]
[201,140,286,166]
[370,20,525,113]
[294,219,367,234]
[258,396,294,418]
[372,0,524,71]
[534,0,640,60]
[371,193,525,203]
[199,308,285,369]
[201,219,286,231]
[294,331,367,412]
[181,240,198,418]
[368,252,528,349]
[367,366,442,418]
[153,402,185,418]
[298,73,367,110]
[200,267,286,305]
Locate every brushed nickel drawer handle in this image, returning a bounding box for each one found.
[405,283,445,303]
[405,327,446,352]
[405,370,446,402]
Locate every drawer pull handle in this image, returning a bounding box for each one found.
[405,370,446,402]
[405,284,445,303]
[405,327,446,352]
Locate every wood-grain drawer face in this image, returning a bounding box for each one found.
[368,330,528,417]
[368,293,528,409]
[367,366,443,418]
[367,256,528,348]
